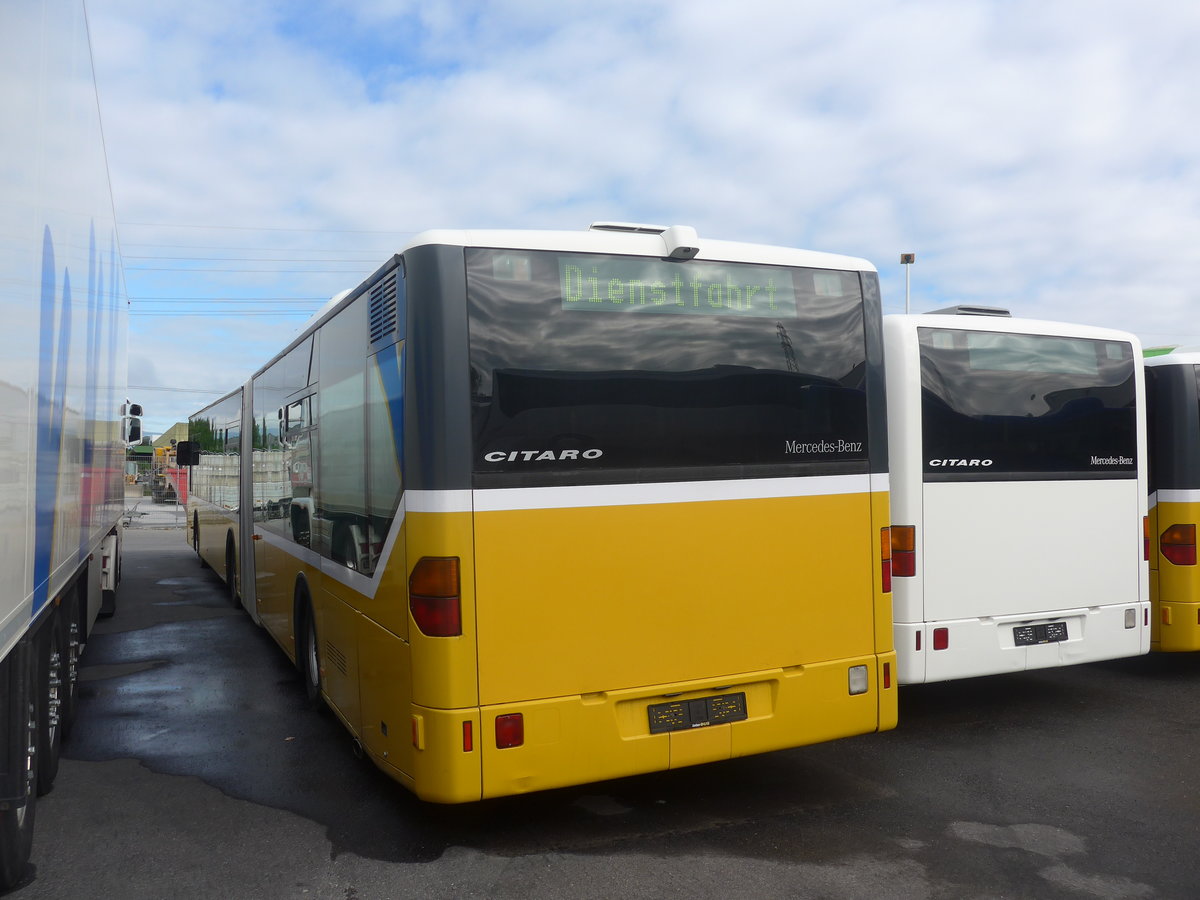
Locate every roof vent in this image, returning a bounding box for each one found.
[368,270,400,349]
[589,222,667,234]
[925,304,1011,317]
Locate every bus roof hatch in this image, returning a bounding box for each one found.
[925,304,1012,317]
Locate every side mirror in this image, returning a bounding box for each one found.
[127,417,142,444]
[175,440,200,466]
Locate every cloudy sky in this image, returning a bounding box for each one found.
[86,0,1200,434]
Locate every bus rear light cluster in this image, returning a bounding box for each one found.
[1160,524,1196,567]
[495,713,524,748]
[409,557,462,636]
[891,526,916,577]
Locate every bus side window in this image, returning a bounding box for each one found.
[315,297,369,571]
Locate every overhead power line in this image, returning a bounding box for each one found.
[129,385,228,394]
[130,310,316,317]
[126,267,368,273]
[128,296,329,301]
[119,220,417,235]
[122,243,392,253]
[125,256,382,262]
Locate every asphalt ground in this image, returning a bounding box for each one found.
[9,520,1200,899]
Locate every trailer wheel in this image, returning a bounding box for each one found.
[58,588,82,739]
[0,648,38,891]
[36,615,63,795]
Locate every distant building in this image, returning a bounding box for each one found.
[153,422,189,450]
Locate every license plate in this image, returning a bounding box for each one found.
[1013,621,1068,646]
[647,692,747,735]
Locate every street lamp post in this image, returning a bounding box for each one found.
[900,253,915,313]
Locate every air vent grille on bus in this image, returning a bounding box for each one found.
[368,271,399,348]
[325,640,348,676]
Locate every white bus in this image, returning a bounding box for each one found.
[884,307,1150,684]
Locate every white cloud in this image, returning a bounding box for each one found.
[85,0,1200,429]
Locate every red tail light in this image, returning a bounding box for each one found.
[892,525,916,577]
[1161,524,1197,567]
[1143,516,1150,561]
[462,720,473,752]
[932,627,949,651]
[880,527,892,593]
[409,557,462,636]
[882,662,892,689]
[495,713,524,749]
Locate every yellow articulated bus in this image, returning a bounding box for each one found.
[183,223,896,802]
[188,387,244,601]
[1145,351,1200,651]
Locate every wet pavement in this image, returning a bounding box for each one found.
[11,520,1200,899]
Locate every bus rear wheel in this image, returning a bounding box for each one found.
[224,539,238,607]
[297,596,322,708]
[193,514,202,561]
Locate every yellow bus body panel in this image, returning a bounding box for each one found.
[1150,500,1200,652]
[473,491,880,704]
[315,587,363,734]
[405,509,479,710]
[357,613,419,785]
[254,536,315,661]
[192,501,238,585]
[396,487,899,802]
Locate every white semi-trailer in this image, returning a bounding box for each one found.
[0,0,138,887]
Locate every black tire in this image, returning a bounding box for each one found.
[297,596,322,707]
[194,515,207,567]
[225,539,239,607]
[0,645,38,891]
[36,615,63,795]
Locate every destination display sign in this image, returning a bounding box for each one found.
[559,255,798,318]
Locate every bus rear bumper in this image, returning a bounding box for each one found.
[398,653,897,803]
[470,653,893,801]
[896,601,1151,684]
